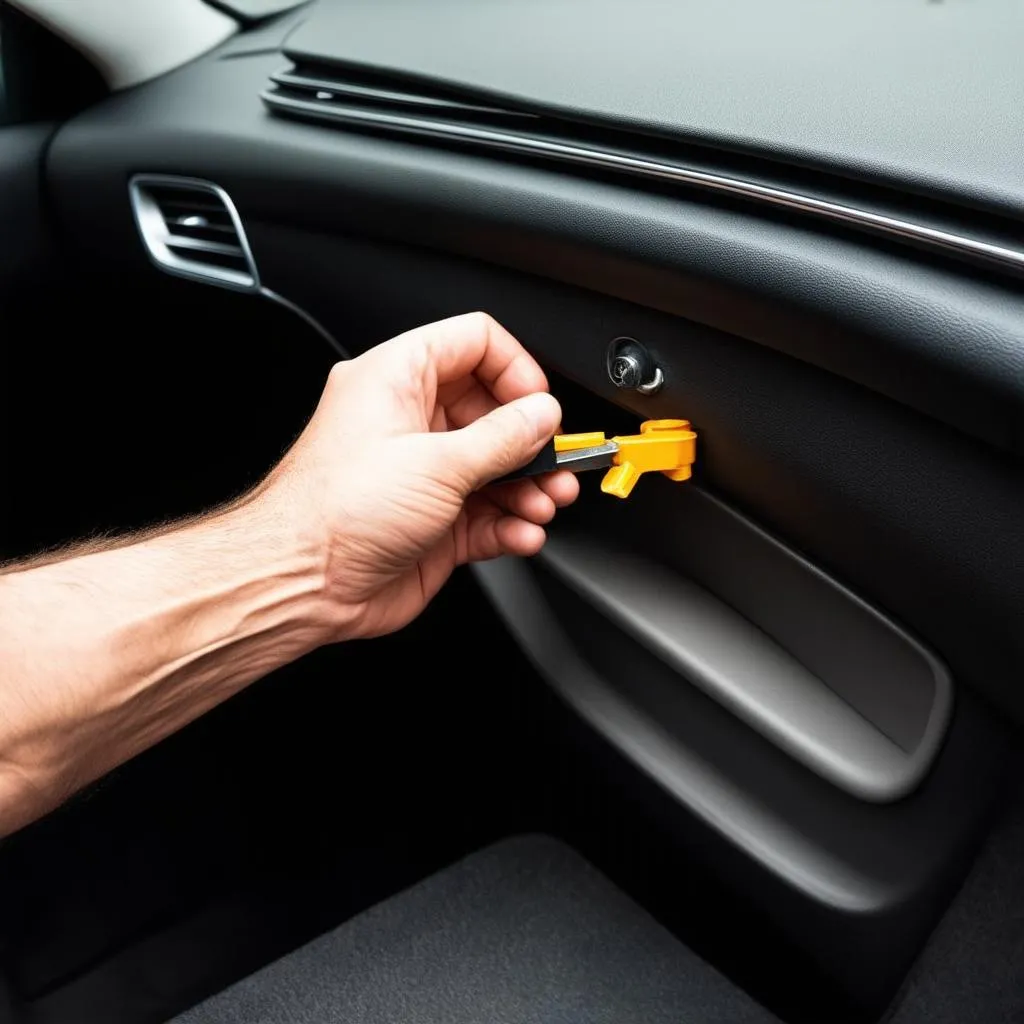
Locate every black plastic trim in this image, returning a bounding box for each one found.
[536,486,953,803]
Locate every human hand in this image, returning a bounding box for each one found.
[260,312,579,639]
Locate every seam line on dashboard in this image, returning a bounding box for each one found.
[261,90,1024,277]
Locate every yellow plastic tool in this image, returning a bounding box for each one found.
[554,419,697,498]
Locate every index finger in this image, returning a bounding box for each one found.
[397,311,548,403]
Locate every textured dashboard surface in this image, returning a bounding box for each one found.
[286,0,1024,217]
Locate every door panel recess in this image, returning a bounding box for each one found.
[537,483,951,803]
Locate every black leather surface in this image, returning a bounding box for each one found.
[286,0,1024,218]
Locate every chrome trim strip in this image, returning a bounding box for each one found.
[164,234,245,258]
[129,174,260,293]
[262,90,1024,275]
[270,70,531,118]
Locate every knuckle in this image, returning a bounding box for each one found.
[462,310,497,337]
[497,436,522,472]
[474,415,518,472]
[497,408,534,469]
[326,360,349,388]
[405,338,432,380]
[510,401,537,442]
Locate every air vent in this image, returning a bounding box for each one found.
[129,175,259,292]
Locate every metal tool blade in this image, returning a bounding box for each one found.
[554,441,619,474]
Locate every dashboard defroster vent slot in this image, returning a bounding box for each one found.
[129,175,259,292]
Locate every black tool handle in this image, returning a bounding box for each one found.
[489,440,558,486]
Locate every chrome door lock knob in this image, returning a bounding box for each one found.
[607,338,664,395]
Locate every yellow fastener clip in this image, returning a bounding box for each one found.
[495,418,696,497]
[602,419,697,498]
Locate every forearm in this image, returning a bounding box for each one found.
[0,494,337,836]
[0,314,566,837]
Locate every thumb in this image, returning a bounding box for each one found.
[442,392,562,493]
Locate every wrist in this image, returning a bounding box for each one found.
[205,491,349,647]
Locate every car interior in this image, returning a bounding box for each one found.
[1,1,1023,1021]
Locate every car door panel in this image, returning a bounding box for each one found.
[225,224,1011,1009]
[232,226,1024,723]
